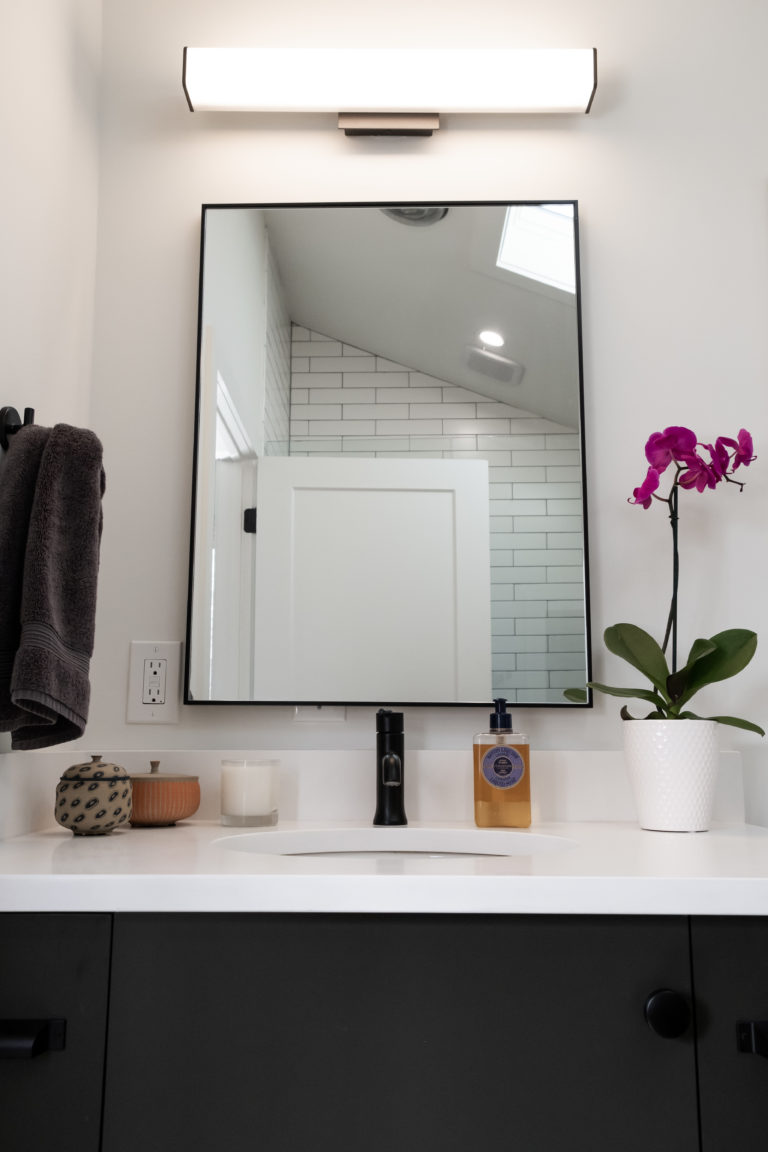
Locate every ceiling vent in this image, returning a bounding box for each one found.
[465,346,525,385]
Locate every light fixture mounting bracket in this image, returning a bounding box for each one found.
[337,113,439,137]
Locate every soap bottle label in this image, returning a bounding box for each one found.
[481,745,525,789]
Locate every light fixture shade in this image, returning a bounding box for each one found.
[182,48,597,115]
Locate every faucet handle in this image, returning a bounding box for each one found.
[381,752,402,786]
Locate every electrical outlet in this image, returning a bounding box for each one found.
[127,642,181,723]
[142,659,167,704]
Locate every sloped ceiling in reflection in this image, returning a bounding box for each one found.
[264,203,581,429]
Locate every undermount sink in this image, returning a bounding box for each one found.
[216,826,575,859]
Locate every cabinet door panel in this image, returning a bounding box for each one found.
[0,913,112,1152]
[104,914,697,1152]
[692,916,768,1144]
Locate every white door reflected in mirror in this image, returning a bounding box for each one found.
[249,457,491,703]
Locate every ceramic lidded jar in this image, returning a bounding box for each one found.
[55,754,133,836]
[129,760,201,827]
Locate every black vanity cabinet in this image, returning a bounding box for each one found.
[691,917,768,1145]
[6,912,768,1151]
[101,914,698,1152]
[0,913,112,1152]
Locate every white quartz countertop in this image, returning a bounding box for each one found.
[2,819,768,915]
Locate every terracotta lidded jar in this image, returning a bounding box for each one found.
[55,754,133,836]
[129,760,200,827]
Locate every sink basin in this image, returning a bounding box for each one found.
[217,826,574,859]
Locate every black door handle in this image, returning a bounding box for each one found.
[644,989,691,1038]
[737,1021,768,1058]
[0,1019,66,1058]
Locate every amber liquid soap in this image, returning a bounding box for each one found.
[474,698,531,828]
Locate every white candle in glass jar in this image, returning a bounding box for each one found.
[220,759,279,826]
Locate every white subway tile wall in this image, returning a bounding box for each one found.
[289,325,587,701]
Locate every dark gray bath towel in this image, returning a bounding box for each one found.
[1,424,105,749]
[0,425,52,730]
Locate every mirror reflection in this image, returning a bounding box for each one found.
[186,202,591,706]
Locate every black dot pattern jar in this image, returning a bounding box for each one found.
[55,755,133,836]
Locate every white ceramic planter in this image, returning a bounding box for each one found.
[623,719,719,832]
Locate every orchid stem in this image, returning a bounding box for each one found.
[661,485,679,673]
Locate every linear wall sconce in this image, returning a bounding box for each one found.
[182,48,597,136]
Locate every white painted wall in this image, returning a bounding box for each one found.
[0,0,101,428]
[3,0,768,820]
[202,208,267,451]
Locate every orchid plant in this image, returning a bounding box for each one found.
[565,426,764,735]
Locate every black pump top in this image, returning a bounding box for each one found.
[489,697,512,731]
[376,708,404,734]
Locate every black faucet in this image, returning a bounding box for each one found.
[373,709,407,826]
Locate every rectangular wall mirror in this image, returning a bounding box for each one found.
[185,201,591,707]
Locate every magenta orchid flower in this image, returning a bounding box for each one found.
[716,428,756,470]
[735,428,756,467]
[705,439,730,481]
[645,426,697,472]
[678,450,720,492]
[628,466,660,508]
[632,426,756,508]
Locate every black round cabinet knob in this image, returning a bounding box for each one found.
[644,989,691,1038]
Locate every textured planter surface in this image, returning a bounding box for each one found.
[623,719,719,832]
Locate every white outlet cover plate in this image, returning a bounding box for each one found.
[127,641,182,723]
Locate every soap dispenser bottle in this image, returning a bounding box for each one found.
[473,698,530,828]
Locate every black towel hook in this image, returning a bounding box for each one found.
[0,407,35,451]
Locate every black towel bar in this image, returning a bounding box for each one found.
[0,406,35,451]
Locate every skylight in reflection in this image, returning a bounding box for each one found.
[497,203,576,294]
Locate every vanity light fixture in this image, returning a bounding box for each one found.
[182,47,597,136]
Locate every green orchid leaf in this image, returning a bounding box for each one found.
[686,637,719,665]
[587,681,668,707]
[677,709,764,736]
[603,623,671,698]
[703,714,766,736]
[673,629,758,709]
[563,687,588,703]
[667,637,719,702]
[666,671,686,703]
[620,705,670,720]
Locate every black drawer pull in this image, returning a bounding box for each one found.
[0,1018,66,1058]
[737,1020,768,1058]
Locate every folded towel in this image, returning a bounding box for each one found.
[0,425,52,732]
[5,424,105,750]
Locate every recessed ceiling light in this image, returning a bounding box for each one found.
[479,330,505,348]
